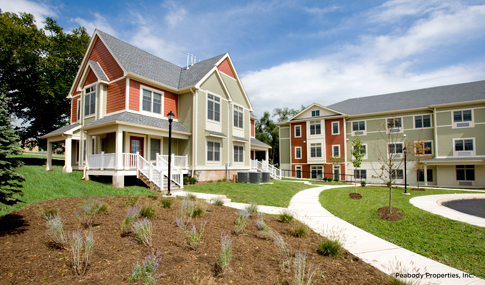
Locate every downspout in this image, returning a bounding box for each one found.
[190,87,197,178]
[432,107,438,157]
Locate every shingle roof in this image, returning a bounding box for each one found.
[233,136,248,142]
[251,138,271,148]
[89,60,109,81]
[84,112,190,132]
[96,30,225,89]
[328,80,485,116]
[206,130,226,137]
[43,123,80,137]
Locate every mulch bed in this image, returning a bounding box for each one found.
[376,207,404,222]
[348,193,363,200]
[0,196,393,284]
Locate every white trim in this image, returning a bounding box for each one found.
[294,125,301,138]
[310,165,324,179]
[386,117,403,133]
[139,84,165,118]
[232,103,244,129]
[285,102,345,123]
[331,121,340,135]
[220,71,237,81]
[308,120,323,137]
[233,143,244,165]
[452,138,476,157]
[387,142,404,159]
[295,146,302,159]
[309,142,323,159]
[76,98,81,123]
[413,114,432,129]
[206,92,222,124]
[332,144,340,157]
[125,78,130,110]
[218,54,254,112]
[295,165,302,178]
[206,139,222,165]
[349,120,367,136]
[451,108,474,129]
[280,138,291,140]
[83,83,97,119]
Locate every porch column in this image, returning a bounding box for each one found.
[46,139,53,171]
[62,135,73,173]
[86,134,92,170]
[265,150,269,162]
[115,127,123,170]
[424,164,428,186]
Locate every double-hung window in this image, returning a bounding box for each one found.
[207,141,220,162]
[387,117,402,132]
[415,115,431,128]
[142,88,162,114]
[295,147,302,159]
[312,110,320,117]
[310,143,322,158]
[311,166,323,179]
[233,105,243,128]
[388,143,404,159]
[354,169,367,179]
[84,86,96,116]
[234,145,244,163]
[207,94,221,122]
[454,139,474,156]
[391,169,404,180]
[332,145,340,157]
[415,141,433,155]
[331,121,339,135]
[352,121,365,132]
[294,125,301,137]
[456,165,474,181]
[150,139,161,161]
[309,121,321,135]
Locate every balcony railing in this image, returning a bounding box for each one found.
[87,152,141,170]
[160,154,189,169]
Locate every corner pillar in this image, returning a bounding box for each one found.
[62,135,73,173]
[115,127,123,170]
[424,164,428,186]
[46,140,53,171]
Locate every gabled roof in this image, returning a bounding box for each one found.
[88,60,109,81]
[277,103,346,125]
[328,80,485,116]
[250,138,271,148]
[42,123,80,138]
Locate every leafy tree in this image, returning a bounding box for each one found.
[272,105,305,123]
[0,94,25,207]
[255,111,279,164]
[0,12,90,149]
[350,136,365,193]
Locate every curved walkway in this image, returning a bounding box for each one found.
[410,194,485,228]
[288,185,485,285]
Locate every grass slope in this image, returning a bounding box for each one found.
[186,180,316,207]
[0,166,154,217]
[319,186,485,278]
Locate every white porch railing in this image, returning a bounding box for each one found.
[123,153,137,169]
[87,152,115,170]
[137,154,163,190]
[160,154,189,169]
[157,154,183,188]
[250,159,282,180]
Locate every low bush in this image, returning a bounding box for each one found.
[292,221,308,238]
[183,176,189,185]
[277,209,294,223]
[211,196,225,206]
[69,229,94,275]
[192,204,204,218]
[216,232,232,275]
[74,199,106,228]
[129,250,164,284]
[45,214,66,248]
[361,181,367,187]
[121,206,141,235]
[132,217,153,247]
[38,207,59,220]
[234,209,250,235]
[160,198,173,208]
[186,221,207,249]
[207,180,213,183]
[139,205,156,219]
[125,197,139,206]
[255,213,271,234]
[317,238,342,256]
[186,193,197,201]
[189,177,197,184]
[333,177,339,182]
[245,202,258,214]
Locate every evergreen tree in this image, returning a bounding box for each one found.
[0,93,25,206]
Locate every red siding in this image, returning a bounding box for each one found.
[84,69,98,87]
[71,94,80,122]
[107,79,126,114]
[292,164,310,179]
[128,79,178,119]
[325,118,345,162]
[291,122,307,164]
[217,58,235,79]
[251,120,255,137]
[88,37,124,80]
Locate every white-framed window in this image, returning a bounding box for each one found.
[311,165,323,179]
[387,117,402,133]
[453,109,473,128]
[333,165,340,179]
[207,94,221,122]
[415,141,433,155]
[294,125,301,138]
[388,142,404,159]
[391,169,404,180]
[456,165,474,181]
[417,169,433,182]
[354,169,367,179]
[415,115,431,128]
[309,121,321,135]
[352,121,365,132]
[150,138,161,161]
[312,110,320,117]
[453,138,474,156]
[295,165,302,179]
[310,143,322,158]
[233,105,243,128]
[76,98,81,122]
[353,144,367,159]
[207,141,221,162]
[295,147,302,159]
[234,145,244,163]
[141,87,163,114]
[84,86,96,117]
[331,121,340,135]
[332,145,340,157]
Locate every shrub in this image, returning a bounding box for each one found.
[160,198,173,208]
[148,195,159,200]
[211,196,225,206]
[277,209,294,223]
[323,177,329,182]
[292,221,308,238]
[45,214,66,248]
[222,178,227,182]
[245,202,258,214]
[121,206,141,235]
[129,250,164,284]
[183,176,189,185]
[217,179,222,183]
[186,221,207,249]
[74,199,106,228]
[317,238,342,256]
[216,232,232,275]
[256,213,271,234]
[192,204,204,218]
[271,230,292,271]
[69,229,94,275]
[207,180,213,183]
[139,205,156,219]
[186,193,197,201]
[234,209,250,235]
[132,217,153,247]
[333,177,339,182]
[126,197,139,206]
[293,251,319,285]
[39,207,59,220]
[361,181,367,187]
[189,177,197,184]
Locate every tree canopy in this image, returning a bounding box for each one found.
[0,12,90,148]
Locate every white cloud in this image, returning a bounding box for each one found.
[0,0,56,27]
[303,5,341,15]
[129,26,183,61]
[71,13,117,36]
[162,0,187,28]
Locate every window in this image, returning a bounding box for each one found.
[391,169,404,180]
[76,98,81,122]
[295,166,302,179]
[207,141,220,161]
[311,166,323,179]
[312,110,320,117]
[310,143,322,158]
[454,139,474,156]
[353,144,367,159]
[352,121,365,131]
[310,121,321,135]
[415,141,433,155]
[234,145,244,163]
[332,145,340,157]
[354,169,367,179]
[142,88,162,114]
[233,105,243,128]
[295,147,302,159]
[207,94,221,122]
[453,110,472,123]
[417,169,433,182]
[415,115,431,128]
[84,86,96,116]
[294,125,301,138]
[387,118,402,132]
[388,143,403,154]
[333,165,340,179]
[150,139,160,160]
[332,121,339,135]
[456,165,474,181]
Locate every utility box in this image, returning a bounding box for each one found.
[261,172,271,183]
[249,172,261,184]
[237,172,249,183]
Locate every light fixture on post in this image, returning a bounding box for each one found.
[403,146,410,195]
[167,111,174,195]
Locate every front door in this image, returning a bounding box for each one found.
[130,137,144,157]
[295,166,302,179]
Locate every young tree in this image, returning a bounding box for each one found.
[350,136,366,193]
[0,94,25,207]
[408,139,433,189]
[371,117,406,214]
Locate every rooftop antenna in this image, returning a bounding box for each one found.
[191,54,193,66]
[194,55,196,65]
[186,53,189,70]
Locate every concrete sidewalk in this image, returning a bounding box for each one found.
[288,186,485,285]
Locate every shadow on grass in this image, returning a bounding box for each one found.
[0,213,29,237]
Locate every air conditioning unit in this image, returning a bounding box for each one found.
[391,153,402,159]
[457,152,472,156]
[237,172,249,183]
[456,122,470,128]
[248,172,261,184]
[389,128,401,133]
[261,172,271,183]
[354,131,364,135]
[459,181,472,186]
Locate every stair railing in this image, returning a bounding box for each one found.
[136,152,163,190]
[156,154,183,188]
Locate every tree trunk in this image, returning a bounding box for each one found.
[389,185,392,213]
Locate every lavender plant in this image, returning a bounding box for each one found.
[83,230,94,275]
[121,206,141,235]
[245,202,258,214]
[234,209,250,235]
[187,221,207,249]
[132,217,153,247]
[69,229,94,275]
[271,230,292,271]
[45,214,66,248]
[129,250,164,284]
[256,212,271,234]
[216,232,232,275]
[293,251,319,285]
[74,199,106,228]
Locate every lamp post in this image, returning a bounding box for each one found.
[403,146,409,195]
[167,111,174,195]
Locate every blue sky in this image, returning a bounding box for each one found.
[2,0,485,118]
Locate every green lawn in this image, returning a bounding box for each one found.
[0,165,154,217]
[186,179,317,207]
[9,153,65,159]
[319,186,485,278]
[282,177,349,185]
